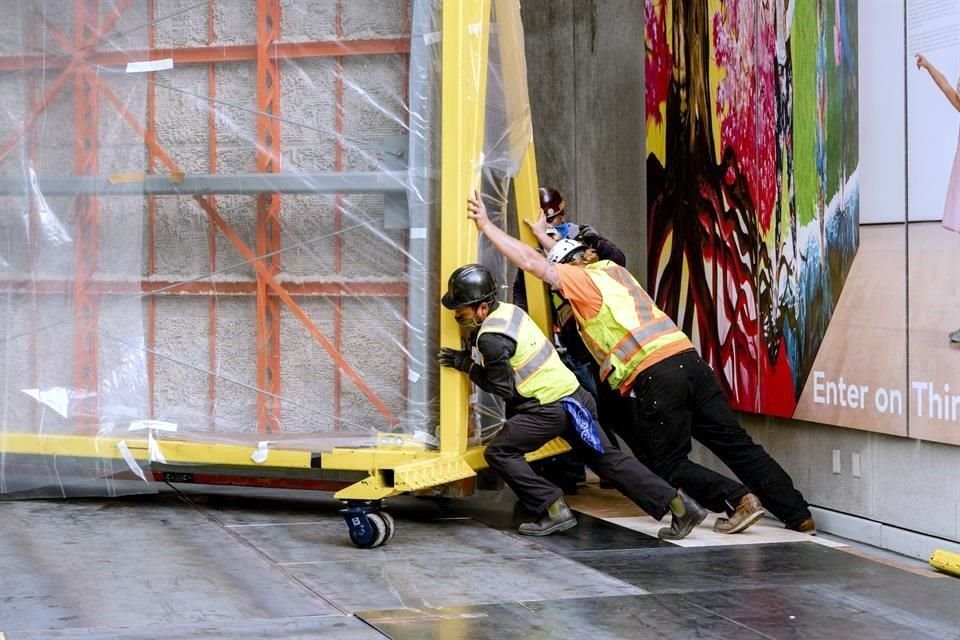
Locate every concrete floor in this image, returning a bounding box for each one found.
[2,484,959,639]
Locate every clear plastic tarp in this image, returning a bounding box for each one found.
[0,0,535,497]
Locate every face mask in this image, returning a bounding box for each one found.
[456,315,480,329]
[553,222,572,239]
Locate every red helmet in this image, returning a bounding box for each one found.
[538,187,565,220]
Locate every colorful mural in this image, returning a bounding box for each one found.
[645,0,859,417]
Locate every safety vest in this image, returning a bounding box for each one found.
[573,261,692,390]
[477,302,579,405]
[552,293,574,329]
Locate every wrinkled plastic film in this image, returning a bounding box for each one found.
[0,0,535,495]
[471,0,536,444]
[0,2,154,496]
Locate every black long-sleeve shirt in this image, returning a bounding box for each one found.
[468,331,541,414]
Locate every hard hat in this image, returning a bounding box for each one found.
[539,187,565,219]
[546,238,587,264]
[441,264,498,309]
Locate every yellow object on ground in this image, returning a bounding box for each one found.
[929,549,960,577]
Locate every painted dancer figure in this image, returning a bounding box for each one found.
[439,263,705,539]
[466,191,815,535]
[916,52,960,343]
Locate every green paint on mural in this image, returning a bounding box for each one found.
[791,0,817,227]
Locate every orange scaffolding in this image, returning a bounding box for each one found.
[0,0,413,435]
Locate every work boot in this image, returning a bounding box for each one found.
[787,517,817,535]
[658,490,707,540]
[713,493,766,534]
[518,497,578,536]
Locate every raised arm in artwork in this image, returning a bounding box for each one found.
[916,53,960,112]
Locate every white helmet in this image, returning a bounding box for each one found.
[546,238,587,264]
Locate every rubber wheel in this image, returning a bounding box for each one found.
[380,511,396,544]
[366,512,389,548]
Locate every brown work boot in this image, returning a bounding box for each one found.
[658,490,707,540]
[518,497,578,536]
[713,493,766,534]
[788,517,817,535]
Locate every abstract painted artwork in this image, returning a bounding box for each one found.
[645,0,859,417]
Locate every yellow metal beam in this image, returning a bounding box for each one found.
[320,447,435,472]
[0,433,313,469]
[333,474,397,501]
[462,437,570,471]
[439,0,493,456]
[490,0,548,334]
[514,143,550,334]
[393,455,476,492]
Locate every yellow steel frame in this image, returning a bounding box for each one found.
[1,0,568,500]
[327,0,566,501]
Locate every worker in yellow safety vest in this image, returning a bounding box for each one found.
[439,263,706,538]
[466,190,815,535]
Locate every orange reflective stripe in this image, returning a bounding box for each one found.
[611,318,681,363]
[580,329,607,366]
[603,264,654,323]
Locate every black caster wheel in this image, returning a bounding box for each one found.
[380,511,396,543]
[342,501,393,549]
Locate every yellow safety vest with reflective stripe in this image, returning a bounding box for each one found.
[477,302,579,405]
[552,293,574,329]
[574,261,692,390]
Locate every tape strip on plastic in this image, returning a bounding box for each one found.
[107,171,146,184]
[409,227,427,239]
[126,58,173,73]
[129,419,178,432]
[21,388,69,418]
[117,440,149,483]
[423,31,441,45]
[251,441,270,464]
[148,432,167,464]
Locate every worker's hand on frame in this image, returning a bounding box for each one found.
[523,211,548,238]
[438,346,472,372]
[466,190,490,230]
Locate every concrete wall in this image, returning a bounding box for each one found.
[691,416,960,544]
[522,0,647,281]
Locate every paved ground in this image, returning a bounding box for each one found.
[1,484,958,639]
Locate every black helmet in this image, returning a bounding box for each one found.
[441,264,497,309]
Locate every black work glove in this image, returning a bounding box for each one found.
[438,345,473,372]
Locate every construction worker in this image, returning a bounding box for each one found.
[466,190,815,535]
[513,186,627,311]
[513,187,628,492]
[439,263,706,539]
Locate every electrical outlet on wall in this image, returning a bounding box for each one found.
[832,449,842,474]
[852,452,861,478]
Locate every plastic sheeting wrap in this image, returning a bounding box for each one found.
[0,0,535,497]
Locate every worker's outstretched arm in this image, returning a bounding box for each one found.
[466,191,561,289]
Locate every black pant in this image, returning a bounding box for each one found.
[616,350,811,527]
[484,387,677,518]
